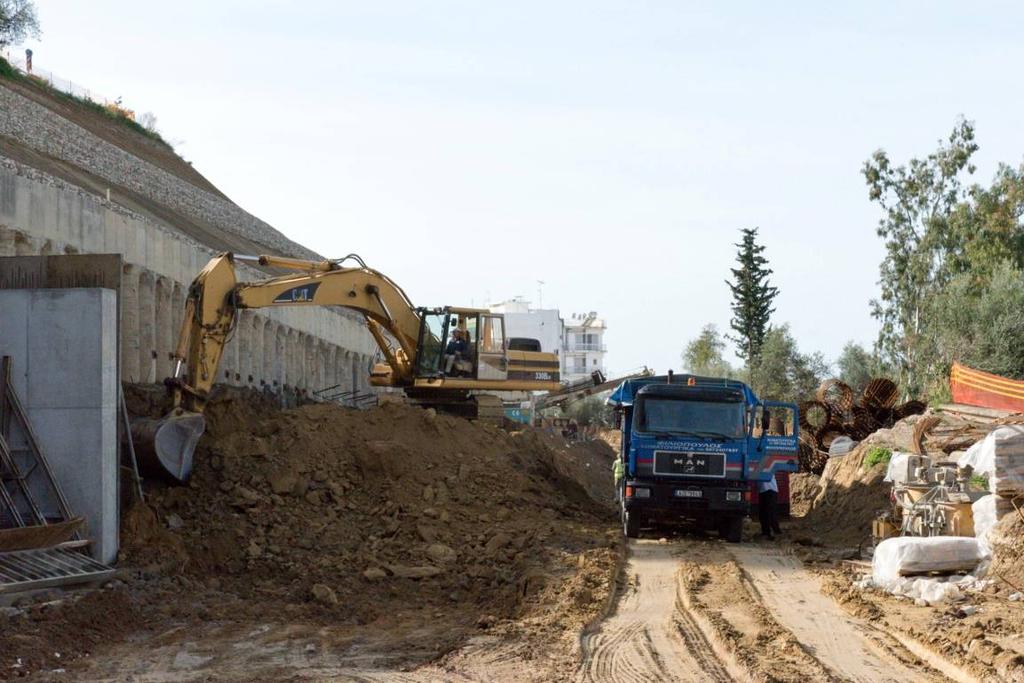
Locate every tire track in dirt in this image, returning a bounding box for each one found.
[730,544,948,683]
[576,540,732,682]
[677,545,836,683]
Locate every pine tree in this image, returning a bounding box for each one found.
[726,227,778,362]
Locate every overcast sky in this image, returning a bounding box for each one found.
[17,1,1024,374]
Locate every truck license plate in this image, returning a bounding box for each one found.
[674,489,702,498]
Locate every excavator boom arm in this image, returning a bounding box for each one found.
[170,253,423,412]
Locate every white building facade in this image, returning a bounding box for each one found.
[562,312,607,383]
[489,299,606,384]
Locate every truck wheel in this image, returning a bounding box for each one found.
[623,508,641,539]
[720,516,743,543]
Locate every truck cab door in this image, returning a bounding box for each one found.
[759,401,800,474]
[478,314,508,380]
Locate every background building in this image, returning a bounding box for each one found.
[490,299,606,384]
[563,312,607,383]
[489,297,564,359]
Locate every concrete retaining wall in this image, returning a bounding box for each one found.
[0,288,119,563]
[0,158,378,397]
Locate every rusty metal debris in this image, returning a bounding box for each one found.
[862,378,899,411]
[797,376,927,474]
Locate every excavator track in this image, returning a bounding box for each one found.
[407,391,505,424]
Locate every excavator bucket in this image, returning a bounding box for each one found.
[130,412,206,483]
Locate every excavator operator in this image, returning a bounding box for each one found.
[444,328,471,376]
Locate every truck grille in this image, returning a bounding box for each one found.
[652,451,726,477]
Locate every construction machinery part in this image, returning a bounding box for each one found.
[141,252,563,481]
[130,411,206,481]
[872,453,986,545]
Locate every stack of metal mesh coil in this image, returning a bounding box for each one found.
[796,377,926,474]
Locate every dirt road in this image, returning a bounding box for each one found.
[575,536,956,683]
[576,540,736,682]
[731,544,946,682]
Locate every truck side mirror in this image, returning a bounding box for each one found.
[761,409,771,433]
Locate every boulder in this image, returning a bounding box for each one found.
[425,543,457,564]
[362,567,388,581]
[310,583,338,605]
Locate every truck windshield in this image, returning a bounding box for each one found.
[637,398,745,438]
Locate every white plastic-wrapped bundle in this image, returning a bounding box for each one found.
[872,536,987,582]
[958,439,985,471]
[959,426,1024,495]
[991,426,1024,496]
[972,493,1015,554]
[858,571,992,604]
[973,494,1014,540]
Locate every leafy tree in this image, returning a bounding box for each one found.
[564,395,612,427]
[835,341,882,394]
[726,227,778,362]
[0,0,40,48]
[862,119,977,393]
[946,163,1024,278]
[864,119,1024,395]
[921,262,1024,397]
[681,324,734,378]
[748,324,828,403]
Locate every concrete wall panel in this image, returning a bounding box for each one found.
[0,288,119,563]
[137,271,155,383]
[120,265,140,382]
[155,277,173,380]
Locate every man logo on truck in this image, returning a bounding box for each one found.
[675,456,707,474]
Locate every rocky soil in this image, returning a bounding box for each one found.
[0,386,623,681]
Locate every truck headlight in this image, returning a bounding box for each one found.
[726,491,742,502]
[634,487,651,499]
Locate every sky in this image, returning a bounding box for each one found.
[15,1,1024,375]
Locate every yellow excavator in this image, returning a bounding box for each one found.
[134,252,562,481]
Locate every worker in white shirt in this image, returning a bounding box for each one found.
[758,473,782,540]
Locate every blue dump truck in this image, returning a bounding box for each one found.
[607,372,800,542]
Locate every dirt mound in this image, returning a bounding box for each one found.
[987,512,1024,591]
[510,429,618,510]
[0,590,141,680]
[788,472,821,518]
[797,432,900,547]
[120,387,619,647]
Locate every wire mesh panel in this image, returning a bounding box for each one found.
[0,546,114,594]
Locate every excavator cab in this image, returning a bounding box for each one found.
[413,307,506,382]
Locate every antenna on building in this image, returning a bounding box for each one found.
[537,280,545,309]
